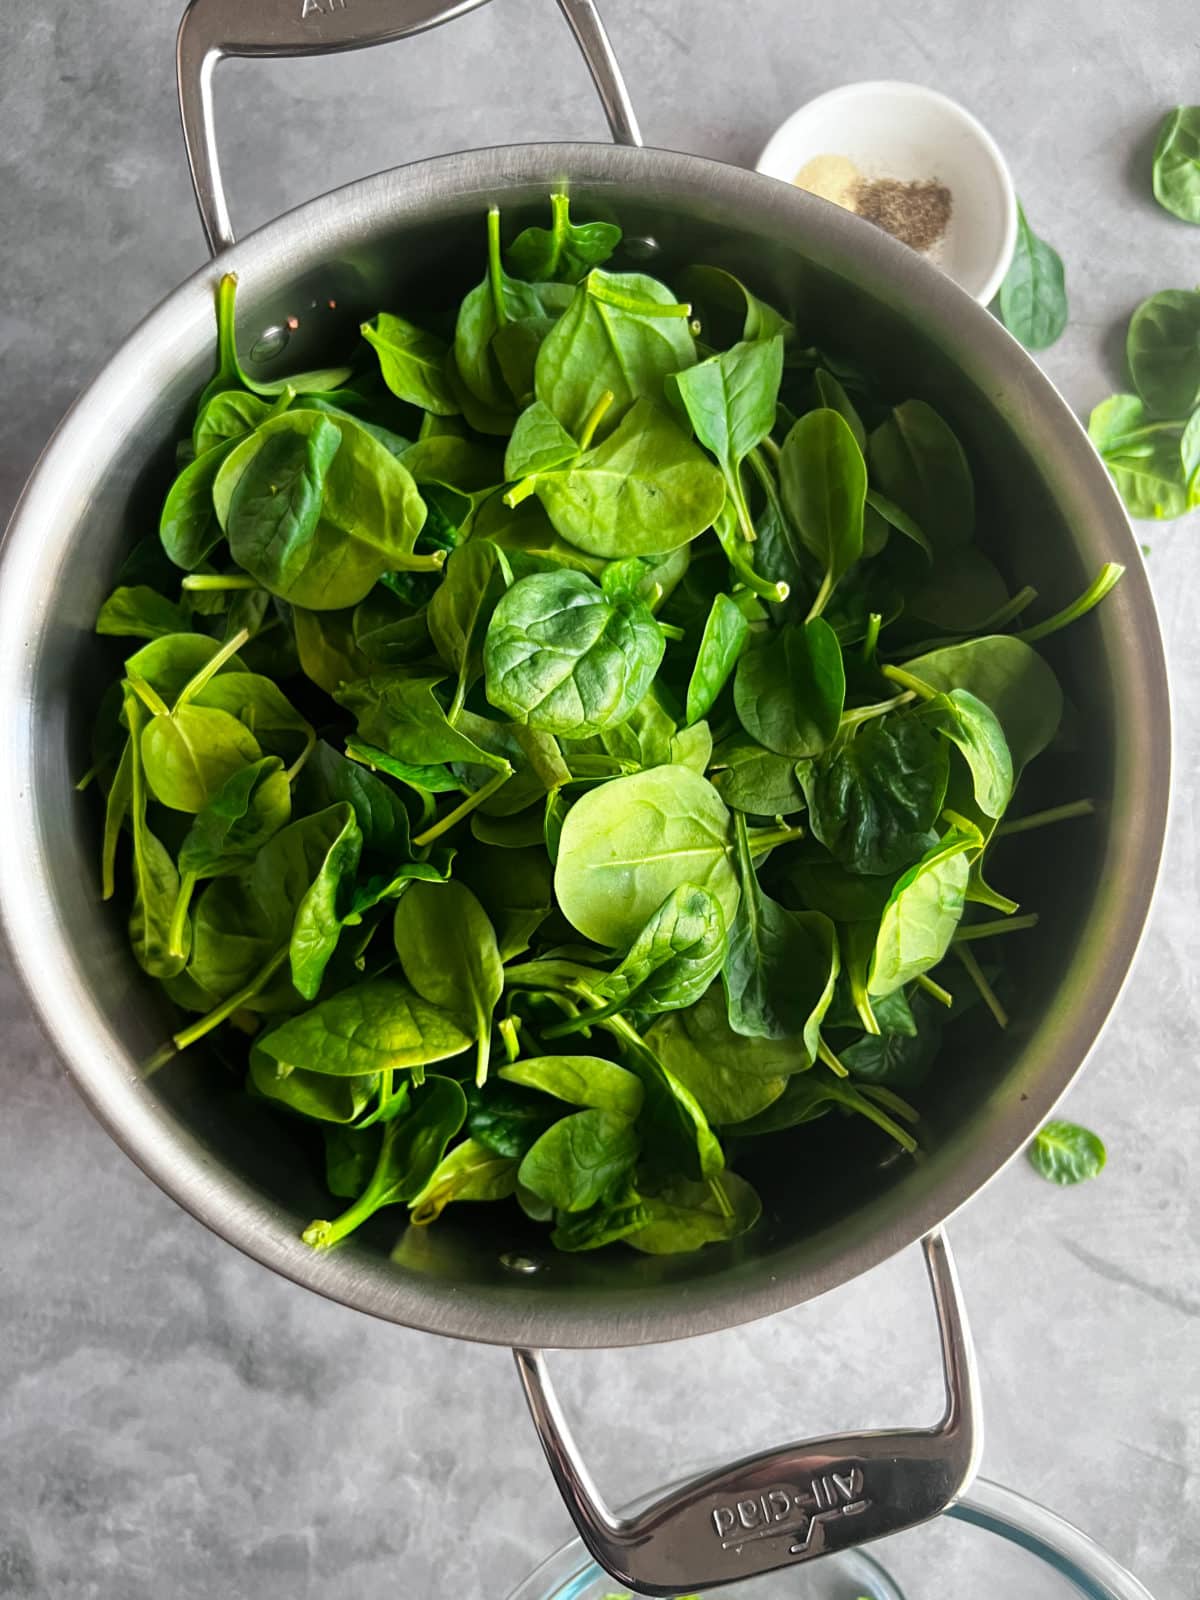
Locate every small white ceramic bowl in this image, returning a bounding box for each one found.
[757,80,1018,305]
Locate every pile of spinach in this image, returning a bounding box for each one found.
[89,193,1120,1257]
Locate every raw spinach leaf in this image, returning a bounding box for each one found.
[709,733,806,816]
[901,636,1062,774]
[627,1171,761,1255]
[337,673,512,773]
[361,312,458,414]
[1152,107,1200,225]
[517,1109,640,1212]
[498,1055,645,1118]
[779,407,867,616]
[428,539,511,719]
[536,268,697,439]
[1126,289,1200,416]
[302,1075,468,1247]
[483,568,664,737]
[996,203,1068,350]
[507,191,621,284]
[644,986,793,1126]
[255,976,472,1077]
[733,618,845,758]
[554,764,739,948]
[671,336,784,539]
[867,823,979,998]
[868,400,974,551]
[1027,1119,1107,1185]
[96,586,191,641]
[685,593,750,726]
[393,879,503,1085]
[722,813,838,1048]
[679,265,791,347]
[801,714,948,876]
[409,1138,520,1223]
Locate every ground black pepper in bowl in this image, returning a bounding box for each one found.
[855,176,953,252]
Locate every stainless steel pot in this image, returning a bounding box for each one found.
[0,0,1170,1591]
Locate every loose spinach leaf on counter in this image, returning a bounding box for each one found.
[89,188,1120,1258]
[1152,107,1200,225]
[1027,1119,1107,1185]
[995,202,1068,351]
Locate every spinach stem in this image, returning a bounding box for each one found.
[151,944,290,1070]
[411,765,513,847]
[839,690,915,731]
[817,1036,849,1077]
[834,1079,919,1154]
[503,475,540,509]
[125,673,170,720]
[175,626,251,710]
[101,738,133,901]
[954,912,1039,942]
[861,612,882,664]
[760,435,782,466]
[447,672,468,726]
[658,620,686,642]
[956,944,1008,1029]
[214,274,240,385]
[714,503,788,601]
[168,871,198,960]
[75,765,98,793]
[181,574,260,592]
[284,730,316,785]
[1013,563,1124,646]
[881,663,939,702]
[708,1174,734,1219]
[577,389,615,451]
[499,1016,521,1063]
[747,823,805,853]
[894,586,1039,659]
[486,206,508,328]
[994,798,1095,836]
[805,568,835,624]
[915,971,954,1009]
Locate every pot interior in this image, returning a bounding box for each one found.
[0,145,1166,1347]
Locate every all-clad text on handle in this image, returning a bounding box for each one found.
[176,0,642,254]
[513,1230,982,1596]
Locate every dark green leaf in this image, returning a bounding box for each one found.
[1027,1119,1107,1185]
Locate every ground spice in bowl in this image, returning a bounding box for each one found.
[793,155,954,254]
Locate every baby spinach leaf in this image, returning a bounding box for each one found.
[124,632,245,706]
[303,1074,468,1247]
[298,741,412,857]
[734,617,845,758]
[838,995,943,1092]
[256,975,471,1078]
[902,635,1062,774]
[498,1055,645,1118]
[1126,288,1200,417]
[536,268,697,439]
[518,397,726,559]
[343,849,455,925]
[427,540,511,718]
[337,673,511,773]
[551,884,727,1033]
[551,1185,651,1252]
[177,755,291,877]
[249,1047,378,1124]
[734,1065,917,1152]
[867,823,979,998]
[193,389,279,457]
[361,312,458,414]
[214,410,435,610]
[996,203,1068,351]
[1027,1119,1107,1185]
[554,764,739,948]
[140,702,262,814]
[126,696,189,980]
[322,1123,384,1199]
[483,568,664,737]
[505,400,580,480]
[623,1036,724,1182]
[160,436,240,571]
[409,1138,520,1224]
[288,804,362,1000]
[779,407,867,616]
[723,813,838,1048]
[801,714,948,876]
[685,593,750,726]
[456,843,553,960]
[644,987,791,1126]
[627,1170,761,1255]
[868,400,974,551]
[671,336,784,539]
[192,671,313,763]
[96,586,191,641]
[507,191,621,284]
[922,689,1013,819]
[518,1108,640,1212]
[709,733,806,816]
[1152,106,1200,225]
[393,879,503,1085]
[678,264,791,347]
[813,368,866,450]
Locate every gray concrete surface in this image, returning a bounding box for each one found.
[1,2,1197,1597]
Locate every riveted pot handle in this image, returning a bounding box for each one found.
[176,0,642,255]
[513,1230,982,1597]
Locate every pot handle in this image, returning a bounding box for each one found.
[513,1229,982,1597]
[176,0,642,256]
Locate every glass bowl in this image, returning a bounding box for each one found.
[506,1478,1153,1600]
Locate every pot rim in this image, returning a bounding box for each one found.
[0,140,1171,1348]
